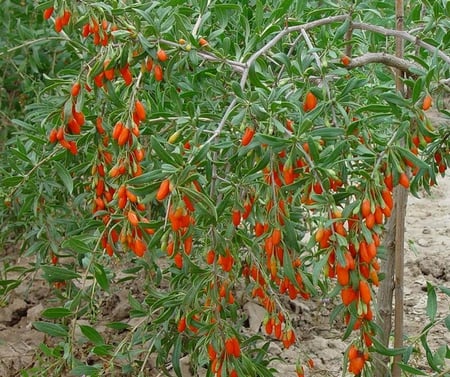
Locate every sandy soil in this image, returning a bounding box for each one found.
[1,176,449,377]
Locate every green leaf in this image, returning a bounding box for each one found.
[172,336,182,377]
[312,255,329,286]
[231,81,244,98]
[54,161,73,194]
[397,363,427,375]
[62,237,92,254]
[445,315,450,331]
[93,263,109,292]
[371,335,408,356]
[426,282,437,321]
[333,17,350,44]
[1,176,24,187]
[179,186,217,222]
[33,321,68,337]
[79,325,104,346]
[41,265,81,282]
[151,136,182,167]
[41,307,72,319]
[438,285,450,296]
[106,322,130,331]
[92,344,113,356]
[70,365,100,376]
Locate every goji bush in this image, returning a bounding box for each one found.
[1,1,449,376]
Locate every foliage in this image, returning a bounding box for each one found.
[0,0,449,376]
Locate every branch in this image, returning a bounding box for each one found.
[241,15,348,86]
[347,52,421,72]
[352,22,450,65]
[197,16,450,143]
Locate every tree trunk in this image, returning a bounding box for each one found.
[374,2,407,377]
[374,209,396,377]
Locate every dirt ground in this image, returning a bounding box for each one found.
[1,176,449,377]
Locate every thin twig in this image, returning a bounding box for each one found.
[192,0,212,37]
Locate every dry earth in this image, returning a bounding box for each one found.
[1,176,449,377]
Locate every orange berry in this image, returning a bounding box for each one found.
[359,280,371,304]
[232,209,241,227]
[382,188,394,210]
[341,55,351,66]
[119,64,133,86]
[132,238,146,257]
[206,249,215,264]
[303,91,317,112]
[348,356,365,375]
[336,264,350,286]
[117,126,130,146]
[154,64,163,81]
[361,199,371,218]
[54,17,63,32]
[348,344,358,360]
[112,121,124,140]
[61,10,71,26]
[271,228,282,246]
[199,37,208,47]
[156,179,171,201]
[365,213,375,229]
[399,172,410,188]
[173,253,183,268]
[134,100,146,121]
[43,7,54,20]
[374,205,383,224]
[71,82,81,97]
[177,317,186,332]
[48,128,58,143]
[422,95,432,111]
[127,210,139,227]
[241,126,255,146]
[384,173,394,191]
[341,286,357,306]
[156,49,168,62]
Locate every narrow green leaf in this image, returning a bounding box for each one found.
[93,263,110,292]
[41,265,81,283]
[54,161,73,194]
[231,81,244,98]
[445,315,450,331]
[62,237,92,254]
[41,307,72,319]
[172,336,183,377]
[426,282,437,321]
[151,136,182,167]
[397,363,427,375]
[92,344,113,356]
[371,335,408,356]
[70,365,100,376]
[179,186,217,222]
[79,325,104,346]
[333,17,350,44]
[438,286,450,296]
[106,322,130,331]
[33,321,68,337]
